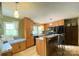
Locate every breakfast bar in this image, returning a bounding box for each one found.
[36,34,64,56]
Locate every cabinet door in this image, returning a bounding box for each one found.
[65,27,72,45]
[26,34,31,48]
[30,36,34,46]
[71,18,78,45]
[64,20,72,45]
[27,20,34,47]
[64,18,78,45]
[36,39,41,55]
[58,20,64,26]
[26,39,31,48]
[12,43,20,54]
[22,18,34,48]
[36,39,45,56]
[71,26,78,45]
[20,41,26,51]
[40,40,45,56]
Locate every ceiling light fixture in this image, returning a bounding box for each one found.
[49,23,52,26]
[14,2,19,18]
[49,18,53,26]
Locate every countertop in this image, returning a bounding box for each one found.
[45,34,60,39]
[36,34,62,40]
[9,38,26,45]
[0,42,12,53]
[0,38,26,53]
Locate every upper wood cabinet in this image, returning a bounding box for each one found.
[21,17,34,48]
[43,20,64,31]
[58,20,64,26]
[44,24,48,31]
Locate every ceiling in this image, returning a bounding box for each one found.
[2,2,79,24]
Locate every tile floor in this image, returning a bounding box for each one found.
[57,45,79,56]
[13,45,79,56]
[13,46,39,56]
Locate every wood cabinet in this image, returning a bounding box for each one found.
[20,41,26,51]
[64,18,78,45]
[46,36,58,56]
[43,20,64,32]
[21,17,34,48]
[12,41,26,54]
[44,24,48,32]
[36,39,41,55]
[36,37,46,56]
[12,43,20,54]
[58,20,64,26]
[36,36,58,56]
[48,20,64,27]
[1,51,12,56]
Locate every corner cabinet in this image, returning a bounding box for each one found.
[21,17,34,48]
[64,18,79,45]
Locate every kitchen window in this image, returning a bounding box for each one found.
[4,22,18,36]
[32,25,44,35]
[32,25,38,35]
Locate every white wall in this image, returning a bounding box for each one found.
[2,2,79,24]
[0,40,3,51]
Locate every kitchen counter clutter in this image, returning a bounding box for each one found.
[0,38,26,56]
[0,42,12,56]
[0,42,12,53]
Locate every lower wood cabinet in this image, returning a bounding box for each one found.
[46,36,58,56]
[12,43,20,54]
[1,51,12,56]
[36,36,59,56]
[20,41,26,51]
[26,40,31,48]
[26,36,34,48]
[30,36,34,46]
[11,41,26,54]
[36,38,46,56]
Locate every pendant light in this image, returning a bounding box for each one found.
[14,2,19,18]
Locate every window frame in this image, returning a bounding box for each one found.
[3,21,19,36]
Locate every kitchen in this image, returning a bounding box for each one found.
[0,2,79,56]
